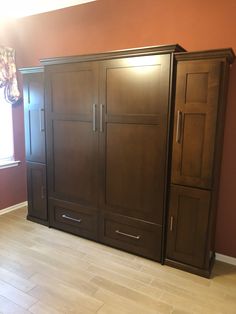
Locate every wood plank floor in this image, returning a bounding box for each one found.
[0,207,235,314]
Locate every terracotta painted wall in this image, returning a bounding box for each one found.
[0,0,235,257]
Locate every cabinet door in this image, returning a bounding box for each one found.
[166,185,210,268]
[23,71,45,163]
[27,162,47,221]
[45,62,99,209]
[172,60,222,188]
[99,54,171,225]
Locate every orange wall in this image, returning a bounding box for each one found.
[0,0,235,257]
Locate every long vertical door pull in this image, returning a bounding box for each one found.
[92,104,97,132]
[100,104,104,133]
[40,108,45,132]
[176,110,182,143]
[170,216,174,231]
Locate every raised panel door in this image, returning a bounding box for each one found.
[23,71,45,163]
[172,60,222,188]
[45,62,99,208]
[166,185,211,268]
[27,162,47,221]
[99,55,171,225]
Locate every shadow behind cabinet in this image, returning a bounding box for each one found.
[21,67,48,225]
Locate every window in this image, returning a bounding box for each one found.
[0,46,21,169]
[0,88,14,164]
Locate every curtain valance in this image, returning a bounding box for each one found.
[0,46,20,104]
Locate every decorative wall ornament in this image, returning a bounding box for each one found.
[0,46,20,104]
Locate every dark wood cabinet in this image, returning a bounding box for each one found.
[98,55,171,260]
[166,50,235,277]
[21,45,234,277]
[43,45,182,261]
[49,199,98,240]
[23,68,45,163]
[20,67,48,225]
[100,212,162,260]
[166,185,210,268]
[45,61,100,234]
[26,162,47,223]
[99,55,170,225]
[171,60,222,189]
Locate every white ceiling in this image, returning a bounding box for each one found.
[0,0,96,19]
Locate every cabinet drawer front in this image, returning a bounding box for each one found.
[100,213,162,261]
[49,199,98,240]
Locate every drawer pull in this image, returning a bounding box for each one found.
[62,214,82,223]
[115,230,141,240]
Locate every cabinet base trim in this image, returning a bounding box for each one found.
[27,215,49,226]
[0,201,28,215]
[164,258,214,278]
[215,253,236,266]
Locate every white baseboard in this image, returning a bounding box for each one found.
[215,253,236,266]
[0,201,28,215]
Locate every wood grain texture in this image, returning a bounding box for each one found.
[171,60,222,189]
[0,206,235,314]
[166,185,211,268]
[23,71,45,164]
[27,162,47,222]
[99,55,171,227]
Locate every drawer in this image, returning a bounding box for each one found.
[99,213,162,261]
[49,198,98,240]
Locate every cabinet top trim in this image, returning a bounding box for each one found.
[19,66,44,74]
[175,48,235,63]
[40,44,185,65]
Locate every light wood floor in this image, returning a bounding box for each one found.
[0,207,235,314]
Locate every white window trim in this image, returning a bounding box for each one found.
[0,160,21,169]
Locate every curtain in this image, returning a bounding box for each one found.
[0,46,20,104]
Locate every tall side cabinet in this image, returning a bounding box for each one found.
[165,49,235,277]
[21,67,48,225]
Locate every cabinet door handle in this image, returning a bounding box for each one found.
[100,104,104,133]
[170,216,174,231]
[176,110,182,143]
[41,186,45,199]
[92,104,97,132]
[115,230,141,240]
[62,214,82,223]
[40,108,45,132]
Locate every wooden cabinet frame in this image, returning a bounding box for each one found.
[21,45,235,277]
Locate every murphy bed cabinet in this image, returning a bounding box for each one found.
[43,45,183,262]
[20,45,235,277]
[21,67,48,225]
